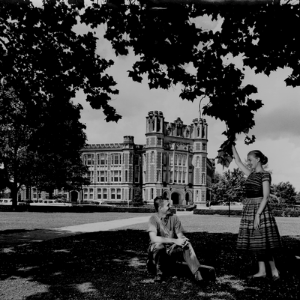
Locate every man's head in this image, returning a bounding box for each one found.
[154,196,171,215]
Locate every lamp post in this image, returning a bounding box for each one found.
[207,187,212,208]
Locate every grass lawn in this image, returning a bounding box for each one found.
[0,212,152,231]
[1,229,300,300]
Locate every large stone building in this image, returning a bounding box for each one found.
[1,111,215,206]
[80,111,215,206]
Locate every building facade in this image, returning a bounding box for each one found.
[80,136,143,204]
[80,111,215,206]
[1,111,215,206]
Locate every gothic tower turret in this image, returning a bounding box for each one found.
[144,111,165,202]
[191,112,208,206]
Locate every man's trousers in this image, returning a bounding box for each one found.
[147,242,201,276]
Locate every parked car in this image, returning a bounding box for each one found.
[80,201,100,205]
[0,199,12,205]
[30,200,72,206]
[0,199,29,206]
[222,201,243,206]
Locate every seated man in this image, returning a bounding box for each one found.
[147,196,203,283]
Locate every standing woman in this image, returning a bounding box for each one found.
[232,144,281,280]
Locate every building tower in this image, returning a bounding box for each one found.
[122,136,135,201]
[143,111,165,202]
[191,116,208,206]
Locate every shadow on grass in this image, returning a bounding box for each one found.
[0,230,300,300]
[0,229,78,249]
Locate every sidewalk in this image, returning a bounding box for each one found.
[0,211,192,249]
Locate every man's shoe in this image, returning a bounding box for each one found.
[194,270,206,287]
[194,270,203,281]
[154,274,165,282]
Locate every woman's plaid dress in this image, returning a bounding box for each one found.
[237,171,281,253]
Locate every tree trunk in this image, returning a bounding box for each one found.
[29,186,32,202]
[10,183,18,211]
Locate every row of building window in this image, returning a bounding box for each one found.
[84,152,206,168]
[169,171,187,183]
[147,152,189,166]
[168,172,205,184]
[148,120,207,139]
[83,153,138,166]
[143,170,205,185]
[148,152,206,167]
[169,154,187,166]
[83,188,136,200]
[88,169,139,183]
[144,188,205,201]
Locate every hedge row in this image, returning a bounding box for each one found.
[2,205,299,217]
[0,205,157,213]
[194,208,300,217]
[194,209,242,216]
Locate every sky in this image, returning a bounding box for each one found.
[31,0,300,192]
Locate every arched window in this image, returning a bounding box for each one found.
[202,174,206,185]
[151,119,155,131]
[202,125,205,138]
[150,151,155,163]
[157,118,160,132]
[177,126,182,136]
[196,156,200,167]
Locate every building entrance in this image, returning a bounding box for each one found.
[185,192,190,204]
[171,192,180,205]
[70,191,78,203]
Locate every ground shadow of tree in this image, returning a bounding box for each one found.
[0,230,299,300]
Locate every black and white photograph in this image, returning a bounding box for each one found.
[1,0,300,299]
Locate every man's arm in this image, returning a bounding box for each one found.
[149,231,187,247]
[177,232,188,240]
[174,216,188,241]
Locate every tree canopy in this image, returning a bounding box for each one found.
[2,0,299,150]
[211,168,246,203]
[80,0,300,165]
[0,82,89,207]
[0,0,120,121]
[271,181,297,204]
[1,0,299,206]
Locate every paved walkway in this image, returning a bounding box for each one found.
[53,211,192,233]
[0,212,192,249]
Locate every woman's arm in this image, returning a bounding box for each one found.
[253,180,270,230]
[232,145,251,176]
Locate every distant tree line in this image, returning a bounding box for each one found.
[211,169,298,205]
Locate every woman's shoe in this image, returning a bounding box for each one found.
[272,271,280,282]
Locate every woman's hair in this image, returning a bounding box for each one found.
[248,150,268,165]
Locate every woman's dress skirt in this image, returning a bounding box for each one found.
[237,197,281,253]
